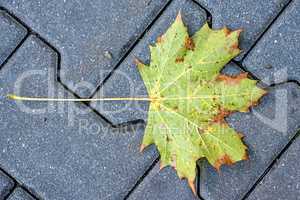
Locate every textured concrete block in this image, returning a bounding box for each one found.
[0,170,14,200]
[0,10,27,65]
[7,188,35,200]
[243,0,300,86]
[196,0,289,60]
[199,82,300,200]
[128,164,198,200]
[0,35,157,200]
[247,136,300,200]
[91,0,207,125]
[0,0,169,97]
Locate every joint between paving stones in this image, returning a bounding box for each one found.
[190,0,212,27]
[241,130,300,200]
[86,0,175,100]
[0,167,39,200]
[124,157,160,200]
[238,0,294,64]
[1,1,299,200]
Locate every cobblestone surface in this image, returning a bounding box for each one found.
[0,0,299,199]
[0,170,14,200]
[243,0,300,85]
[7,188,35,200]
[0,0,169,97]
[247,135,300,200]
[0,35,157,200]
[128,164,198,200]
[0,9,27,65]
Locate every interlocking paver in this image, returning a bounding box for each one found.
[91,0,207,125]
[128,164,198,200]
[0,35,157,200]
[0,0,169,98]
[0,170,14,200]
[199,82,300,200]
[0,0,299,199]
[243,0,300,85]
[195,0,289,60]
[7,188,35,200]
[247,135,300,200]
[0,10,27,65]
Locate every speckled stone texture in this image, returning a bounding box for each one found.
[0,1,300,200]
[0,0,168,97]
[0,9,27,65]
[0,35,157,200]
[7,188,35,200]
[247,135,300,200]
[195,0,289,60]
[0,170,14,200]
[128,164,198,200]
[198,82,300,200]
[91,0,207,125]
[243,0,300,86]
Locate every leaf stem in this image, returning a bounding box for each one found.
[6,93,250,102]
[6,94,152,102]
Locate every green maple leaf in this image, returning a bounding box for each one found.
[136,13,266,194]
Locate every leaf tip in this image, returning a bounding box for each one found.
[140,144,146,152]
[134,58,144,68]
[223,27,231,37]
[188,179,197,195]
[176,11,182,22]
[159,162,166,171]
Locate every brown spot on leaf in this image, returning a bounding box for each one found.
[243,152,249,161]
[216,72,248,85]
[236,29,243,37]
[237,133,244,139]
[185,37,195,51]
[213,108,232,123]
[214,154,234,171]
[224,27,231,36]
[175,57,184,63]
[245,89,267,110]
[157,36,163,43]
[230,43,239,50]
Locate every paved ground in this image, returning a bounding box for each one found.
[0,0,299,199]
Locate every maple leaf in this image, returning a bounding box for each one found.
[136,13,266,194]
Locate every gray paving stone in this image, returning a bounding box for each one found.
[7,188,35,200]
[198,82,300,200]
[221,62,243,76]
[196,0,289,60]
[243,0,300,86]
[0,170,14,200]
[91,0,207,125]
[0,35,157,200]
[128,164,198,200]
[0,9,27,65]
[0,0,168,98]
[247,135,300,200]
